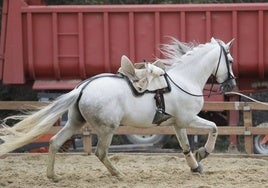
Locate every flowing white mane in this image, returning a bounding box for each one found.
[159,37,195,66]
[159,37,222,68]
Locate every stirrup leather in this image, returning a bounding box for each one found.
[152,90,172,124]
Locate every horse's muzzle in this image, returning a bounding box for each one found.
[221,79,236,92]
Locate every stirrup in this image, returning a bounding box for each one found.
[152,109,172,125]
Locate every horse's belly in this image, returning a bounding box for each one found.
[121,114,155,128]
[121,121,154,128]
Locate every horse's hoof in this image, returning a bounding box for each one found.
[191,162,203,175]
[0,154,8,159]
[47,174,62,182]
[195,147,210,162]
[116,173,125,181]
[113,172,125,181]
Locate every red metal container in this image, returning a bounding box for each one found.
[1,0,268,91]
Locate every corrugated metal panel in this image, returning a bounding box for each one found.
[1,0,268,91]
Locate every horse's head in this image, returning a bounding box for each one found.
[211,38,236,92]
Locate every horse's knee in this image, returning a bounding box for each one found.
[208,122,217,134]
[212,125,218,134]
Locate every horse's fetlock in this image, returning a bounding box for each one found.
[191,162,203,175]
[195,147,210,162]
[47,174,62,183]
[95,150,106,162]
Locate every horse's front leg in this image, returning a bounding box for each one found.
[188,116,218,162]
[173,127,202,174]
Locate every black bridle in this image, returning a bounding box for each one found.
[215,42,236,84]
[166,42,235,97]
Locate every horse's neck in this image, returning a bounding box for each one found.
[168,45,219,90]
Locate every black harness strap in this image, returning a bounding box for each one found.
[154,89,166,112]
[75,73,125,120]
[76,73,123,90]
[77,73,171,98]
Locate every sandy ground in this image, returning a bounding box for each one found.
[0,153,267,188]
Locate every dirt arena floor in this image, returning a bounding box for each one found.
[0,153,267,188]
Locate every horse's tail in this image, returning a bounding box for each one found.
[0,88,81,156]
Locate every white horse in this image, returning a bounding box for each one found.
[0,37,236,181]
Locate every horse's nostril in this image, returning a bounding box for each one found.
[221,83,234,92]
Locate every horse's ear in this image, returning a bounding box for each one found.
[226,38,235,49]
[210,37,217,43]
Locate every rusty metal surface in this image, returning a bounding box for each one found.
[1,0,268,91]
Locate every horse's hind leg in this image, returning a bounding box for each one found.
[94,125,123,178]
[47,108,85,181]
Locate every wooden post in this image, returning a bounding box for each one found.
[227,95,240,152]
[243,105,253,154]
[82,126,92,155]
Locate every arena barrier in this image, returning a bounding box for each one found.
[0,101,268,154]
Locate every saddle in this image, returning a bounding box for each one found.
[118,55,168,93]
[118,55,172,124]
